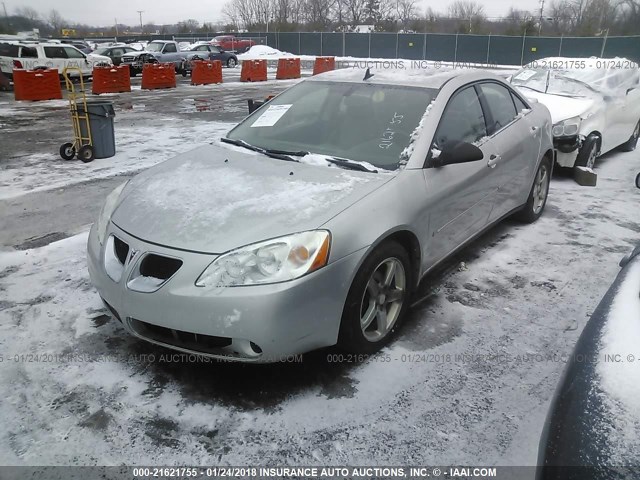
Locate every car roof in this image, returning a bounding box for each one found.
[307,68,499,89]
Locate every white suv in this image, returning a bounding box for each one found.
[0,41,112,80]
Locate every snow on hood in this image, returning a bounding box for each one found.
[519,89,596,124]
[111,144,391,254]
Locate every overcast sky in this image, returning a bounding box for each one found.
[6,0,542,27]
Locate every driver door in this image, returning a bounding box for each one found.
[423,85,501,267]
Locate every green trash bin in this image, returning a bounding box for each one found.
[76,100,116,159]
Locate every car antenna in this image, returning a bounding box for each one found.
[363,67,374,81]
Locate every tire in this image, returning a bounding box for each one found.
[60,142,75,160]
[619,120,640,152]
[78,145,95,163]
[575,134,599,169]
[514,156,552,224]
[338,241,412,354]
[181,70,188,78]
[226,57,237,68]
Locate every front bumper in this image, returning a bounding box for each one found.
[87,222,363,362]
[553,135,581,168]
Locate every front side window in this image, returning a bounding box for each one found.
[64,47,85,59]
[227,81,437,170]
[163,43,177,53]
[44,47,67,58]
[434,86,487,147]
[478,83,518,134]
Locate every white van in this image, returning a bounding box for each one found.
[0,41,112,80]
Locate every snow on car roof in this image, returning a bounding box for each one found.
[307,68,480,89]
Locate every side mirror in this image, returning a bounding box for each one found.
[627,87,636,95]
[428,141,484,168]
[635,172,640,189]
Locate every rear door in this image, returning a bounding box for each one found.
[423,85,502,266]
[476,82,539,221]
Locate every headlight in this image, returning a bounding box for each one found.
[196,231,331,287]
[96,181,128,245]
[552,117,581,137]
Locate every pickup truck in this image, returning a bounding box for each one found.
[120,40,186,76]
[211,35,256,54]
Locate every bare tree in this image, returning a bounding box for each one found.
[396,0,418,29]
[15,6,40,22]
[447,0,486,32]
[48,9,66,33]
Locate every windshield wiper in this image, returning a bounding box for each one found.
[221,137,300,163]
[325,156,378,173]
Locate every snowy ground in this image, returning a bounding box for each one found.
[1,67,639,470]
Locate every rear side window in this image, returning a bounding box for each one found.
[44,46,67,58]
[164,43,177,53]
[434,87,487,147]
[20,47,38,58]
[0,43,19,57]
[478,83,518,134]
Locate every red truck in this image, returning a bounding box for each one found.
[211,36,256,54]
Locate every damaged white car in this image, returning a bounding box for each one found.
[510,57,640,169]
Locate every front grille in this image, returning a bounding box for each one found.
[129,318,232,354]
[113,236,129,264]
[122,56,134,62]
[139,254,182,280]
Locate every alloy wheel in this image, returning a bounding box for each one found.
[533,163,550,214]
[359,258,406,342]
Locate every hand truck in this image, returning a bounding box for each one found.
[59,66,95,163]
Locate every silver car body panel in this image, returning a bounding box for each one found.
[88,69,554,361]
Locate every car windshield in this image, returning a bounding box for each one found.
[226,81,437,170]
[146,43,164,52]
[511,68,601,97]
[94,47,108,55]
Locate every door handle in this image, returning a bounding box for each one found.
[487,154,501,168]
[530,126,539,136]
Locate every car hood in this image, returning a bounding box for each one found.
[520,90,597,124]
[87,53,111,63]
[111,144,393,254]
[121,50,147,58]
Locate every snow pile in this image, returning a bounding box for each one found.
[238,45,295,60]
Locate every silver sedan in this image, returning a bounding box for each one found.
[87,69,553,362]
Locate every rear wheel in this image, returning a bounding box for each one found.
[338,241,412,354]
[227,57,237,68]
[575,134,599,169]
[619,120,640,152]
[78,145,95,163]
[515,156,551,224]
[59,142,75,160]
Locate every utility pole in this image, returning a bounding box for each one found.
[137,10,144,33]
[538,0,545,35]
[2,2,8,17]
[114,18,119,36]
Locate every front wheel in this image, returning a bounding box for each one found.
[226,57,237,68]
[619,120,640,152]
[515,156,551,223]
[575,134,599,169]
[338,241,412,354]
